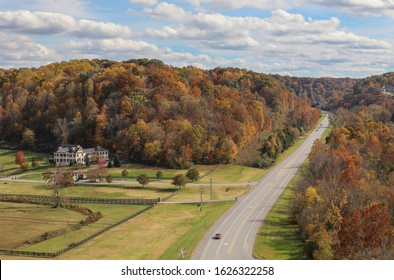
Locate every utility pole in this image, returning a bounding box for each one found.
[210,177,213,201]
[199,185,204,211]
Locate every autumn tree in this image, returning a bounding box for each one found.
[22,128,35,148]
[122,169,128,178]
[336,204,394,259]
[186,168,200,181]
[15,151,25,166]
[43,168,74,207]
[137,174,150,187]
[172,174,187,189]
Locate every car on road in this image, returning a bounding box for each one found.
[214,233,221,239]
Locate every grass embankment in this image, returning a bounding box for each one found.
[253,161,308,259]
[253,112,328,260]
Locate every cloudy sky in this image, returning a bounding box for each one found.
[0,0,393,77]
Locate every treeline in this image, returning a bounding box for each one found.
[0,59,319,168]
[292,88,394,259]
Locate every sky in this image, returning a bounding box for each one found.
[0,0,394,78]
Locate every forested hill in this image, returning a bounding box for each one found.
[273,75,357,110]
[292,72,394,260]
[0,59,319,168]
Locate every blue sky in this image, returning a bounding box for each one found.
[0,0,393,77]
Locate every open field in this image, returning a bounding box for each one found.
[197,164,266,184]
[166,185,249,202]
[0,149,51,178]
[0,202,86,249]
[52,202,233,260]
[0,181,51,195]
[0,203,147,255]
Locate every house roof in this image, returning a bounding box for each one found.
[55,144,83,153]
[84,146,108,153]
[55,145,108,154]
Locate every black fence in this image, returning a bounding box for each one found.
[0,194,158,205]
[160,190,179,202]
[0,204,154,258]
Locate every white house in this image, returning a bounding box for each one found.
[54,144,109,166]
[84,146,109,162]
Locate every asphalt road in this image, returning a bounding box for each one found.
[192,116,329,260]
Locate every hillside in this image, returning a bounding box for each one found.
[0,59,319,168]
[273,75,357,110]
[291,72,394,260]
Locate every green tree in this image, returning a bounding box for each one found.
[186,168,200,181]
[137,174,150,187]
[105,174,113,183]
[172,174,187,189]
[85,154,91,167]
[156,170,163,180]
[114,155,121,167]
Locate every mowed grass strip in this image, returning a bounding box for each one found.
[54,202,233,260]
[252,165,306,260]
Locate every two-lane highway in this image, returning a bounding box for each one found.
[192,116,329,259]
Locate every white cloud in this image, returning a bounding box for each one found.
[304,0,394,18]
[0,10,133,38]
[187,0,291,10]
[143,3,260,49]
[1,0,91,18]
[130,0,158,6]
[0,32,59,68]
[143,5,391,51]
[35,0,90,17]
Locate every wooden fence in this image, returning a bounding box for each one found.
[0,194,158,205]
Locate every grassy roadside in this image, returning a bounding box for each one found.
[253,160,308,259]
[159,201,234,260]
[253,112,328,260]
